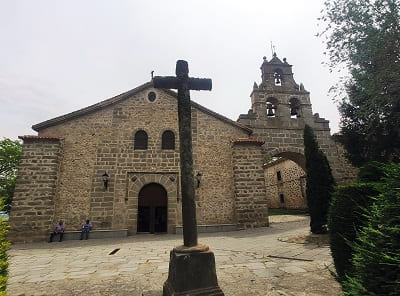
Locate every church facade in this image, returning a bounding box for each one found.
[9,54,356,243]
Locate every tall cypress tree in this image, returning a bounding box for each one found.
[303,125,336,234]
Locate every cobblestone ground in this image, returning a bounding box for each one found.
[7,216,341,296]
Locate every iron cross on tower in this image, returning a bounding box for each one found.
[153,60,212,247]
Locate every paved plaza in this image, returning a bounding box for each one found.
[7,216,341,295]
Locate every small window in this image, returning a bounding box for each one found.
[162,130,175,150]
[280,193,285,204]
[277,171,282,181]
[134,131,148,150]
[148,91,157,102]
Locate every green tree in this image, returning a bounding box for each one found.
[343,163,400,295]
[303,125,336,234]
[320,0,400,166]
[0,138,22,212]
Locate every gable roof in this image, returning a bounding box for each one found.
[32,81,252,134]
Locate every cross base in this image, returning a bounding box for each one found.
[163,244,224,296]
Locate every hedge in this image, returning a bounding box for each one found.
[328,183,379,281]
[343,163,400,295]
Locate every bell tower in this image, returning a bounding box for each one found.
[239,53,328,129]
[236,53,357,185]
[244,53,315,124]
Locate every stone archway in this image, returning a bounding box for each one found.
[263,148,307,209]
[264,147,305,170]
[126,172,178,235]
[137,183,167,233]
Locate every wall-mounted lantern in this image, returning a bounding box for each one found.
[102,172,109,189]
[196,172,202,188]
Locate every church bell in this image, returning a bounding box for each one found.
[290,107,298,116]
[267,104,275,117]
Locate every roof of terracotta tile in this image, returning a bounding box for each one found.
[18,135,63,140]
[232,138,265,145]
[32,82,252,134]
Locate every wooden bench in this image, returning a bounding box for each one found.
[47,229,128,241]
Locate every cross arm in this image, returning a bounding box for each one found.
[152,76,179,89]
[188,78,212,91]
[152,76,212,91]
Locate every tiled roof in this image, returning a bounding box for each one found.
[32,82,252,135]
[18,135,63,140]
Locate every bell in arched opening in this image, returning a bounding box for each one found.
[289,98,301,118]
[290,106,298,116]
[267,103,276,117]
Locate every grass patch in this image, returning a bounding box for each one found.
[268,208,309,216]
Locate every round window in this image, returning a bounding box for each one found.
[148,91,157,102]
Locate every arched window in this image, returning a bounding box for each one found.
[289,98,301,118]
[162,130,175,150]
[134,130,148,150]
[273,68,283,86]
[266,97,278,117]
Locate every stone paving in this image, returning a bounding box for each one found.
[7,216,341,295]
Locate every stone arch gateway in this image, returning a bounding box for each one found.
[126,173,178,235]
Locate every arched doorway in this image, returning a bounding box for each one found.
[264,152,307,209]
[137,183,167,233]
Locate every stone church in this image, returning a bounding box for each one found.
[9,54,356,243]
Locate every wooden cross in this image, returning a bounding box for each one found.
[153,60,212,247]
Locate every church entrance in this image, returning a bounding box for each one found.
[137,183,167,233]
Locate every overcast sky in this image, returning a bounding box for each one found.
[0,0,342,140]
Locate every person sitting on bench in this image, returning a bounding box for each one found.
[48,220,65,243]
[80,219,92,240]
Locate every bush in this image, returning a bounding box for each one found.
[343,163,400,295]
[328,183,379,282]
[0,219,9,295]
[357,161,386,183]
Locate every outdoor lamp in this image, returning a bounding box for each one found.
[102,172,109,189]
[196,172,202,188]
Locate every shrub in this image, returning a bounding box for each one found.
[0,219,9,295]
[343,163,400,295]
[304,124,336,233]
[328,183,379,282]
[357,161,386,183]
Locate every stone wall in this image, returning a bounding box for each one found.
[14,86,251,240]
[239,115,353,185]
[194,108,248,225]
[264,158,307,209]
[38,105,114,230]
[331,140,358,184]
[9,137,62,243]
[232,139,269,229]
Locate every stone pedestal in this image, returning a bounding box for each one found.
[163,244,224,296]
